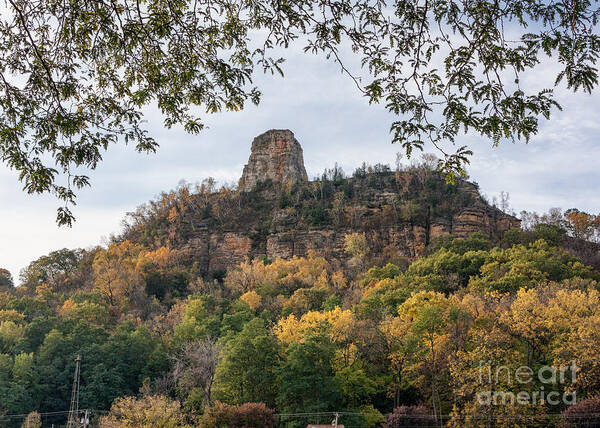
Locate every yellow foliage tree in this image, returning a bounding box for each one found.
[92,241,145,308]
[0,310,25,323]
[225,251,334,297]
[240,291,262,311]
[20,411,41,428]
[99,395,190,428]
[59,299,110,325]
[274,307,357,367]
[564,210,600,241]
[344,232,370,269]
[138,246,180,270]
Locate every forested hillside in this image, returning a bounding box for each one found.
[119,160,519,278]
[1,162,600,427]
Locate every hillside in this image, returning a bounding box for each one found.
[120,129,519,277]
[4,131,600,428]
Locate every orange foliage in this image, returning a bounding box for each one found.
[565,210,600,241]
[92,241,145,308]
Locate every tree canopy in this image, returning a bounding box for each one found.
[1,225,600,425]
[1,0,598,224]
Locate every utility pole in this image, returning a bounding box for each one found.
[80,409,90,427]
[67,355,81,428]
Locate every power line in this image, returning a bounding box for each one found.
[0,410,108,421]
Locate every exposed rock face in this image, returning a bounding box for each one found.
[239,130,308,192]
[179,207,521,275]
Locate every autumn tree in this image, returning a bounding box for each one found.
[395,292,459,424]
[4,200,600,424]
[59,295,111,326]
[518,208,600,244]
[383,405,435,428]
[542,288,600,396]
[240,291,262,312]
[381,315,422,408]
[448,314,540,427]
[170,338,221,406]
[99,395,190,428]
[224,251,334,297]
[0,269,13,290]
[559,396,600,428]
[138,246,188,301]
[274,307,357,365]
[344,232,370,270]
[92,241,146,310]
[199,401,277,428]
[20,411,41,428]
[564,209,600,242]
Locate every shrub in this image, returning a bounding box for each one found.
[199,401,277,428]
[559,396,600,428]
[21,412,41,428]
[383,405,436,428]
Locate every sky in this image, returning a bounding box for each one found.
[1,46,599,283]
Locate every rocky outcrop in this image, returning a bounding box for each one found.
[239,130,308,192]
[452,207,518,239]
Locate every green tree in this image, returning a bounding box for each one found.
[8,353,40,415]
[469,239,599,293]
[19,249,81,292]
[277,334,342,425]
[0,321,26,353]
[213,318,279,406]
[173,295,227,343]
[34,320,168,414]
[335,366,378,408]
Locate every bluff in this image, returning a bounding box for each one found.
[122,130,520,276]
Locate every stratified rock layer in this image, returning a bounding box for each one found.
[239,130,308,192]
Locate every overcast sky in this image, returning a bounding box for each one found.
[1,48,599,283]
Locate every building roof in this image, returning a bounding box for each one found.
[306,425,345,428]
